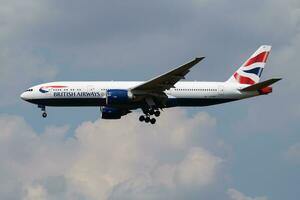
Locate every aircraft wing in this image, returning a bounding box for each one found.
[131,57,205,92]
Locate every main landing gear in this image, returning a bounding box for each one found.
[38,105,47,118]
[139,108,161,124]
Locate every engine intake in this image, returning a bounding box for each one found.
[106,89,133,106]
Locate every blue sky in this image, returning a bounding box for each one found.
[1,0,299,199]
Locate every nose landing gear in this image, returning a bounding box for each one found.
[42,112,47,118]
[38,105,47,118]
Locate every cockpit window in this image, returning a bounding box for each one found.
[26,89,33,92]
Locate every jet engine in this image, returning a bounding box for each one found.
[106,89,134,106]
[101,106,125,119]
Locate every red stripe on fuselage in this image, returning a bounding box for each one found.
[45,86,67,88]
[234,72,256,85]
[244,51,269,67]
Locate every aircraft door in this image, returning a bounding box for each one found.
[87,85,96,98]
[87,85,95,92]
[218,85,224,96]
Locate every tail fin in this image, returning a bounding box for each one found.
[227,45,271,85]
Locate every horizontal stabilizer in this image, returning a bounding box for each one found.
[241,78,282,91]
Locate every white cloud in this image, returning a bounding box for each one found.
[0,114,77,199]
[173,147,221,187]
[285,143,300,164]
[0,109,225,199]
[228,188,268,200]
[67,109,220,199]
[23,184,48,200]
[108,147,222,200]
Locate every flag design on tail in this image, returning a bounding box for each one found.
[227,45,271,85]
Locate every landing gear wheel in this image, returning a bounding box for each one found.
[149,109,154,115]
[139,115,145,122]
[150,118,156,124]
[145,116,150,123]
[142,109,149,115]
[42,112,47,118]
[154,110,160,117]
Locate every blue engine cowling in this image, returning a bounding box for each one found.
[106,89,133,106]
[101,107,122,119]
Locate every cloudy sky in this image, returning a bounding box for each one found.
[1,0,300,199]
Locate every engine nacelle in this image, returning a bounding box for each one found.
[101,107,122,119]
[106,89,133,106]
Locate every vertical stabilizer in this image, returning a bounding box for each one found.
[227,45,271,85]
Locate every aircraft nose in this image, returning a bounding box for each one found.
[20,92,27,100]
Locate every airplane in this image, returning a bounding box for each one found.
[20,45,281,124]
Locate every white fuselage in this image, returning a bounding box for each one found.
[20,81,259,108]
[19,45,277,121]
